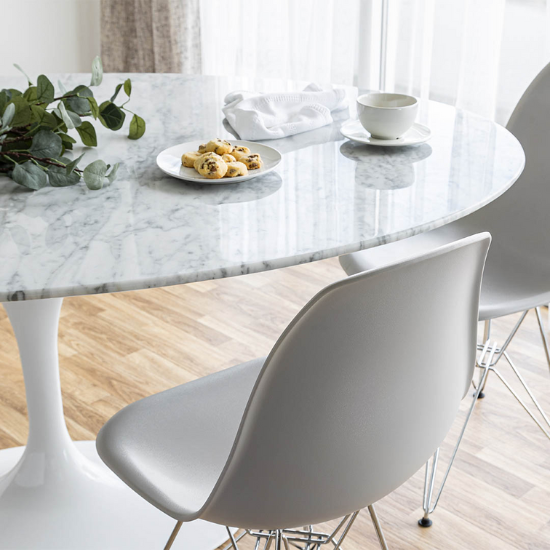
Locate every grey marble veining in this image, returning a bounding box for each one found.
[0,74,524,301]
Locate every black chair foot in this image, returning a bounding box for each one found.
[418,517,433,528]
[477,391,485,399]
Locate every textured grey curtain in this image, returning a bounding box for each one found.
[101,0,201,73]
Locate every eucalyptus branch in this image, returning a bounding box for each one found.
[1,56,144,190]
[3,136,30,145]
[36,94,76,106]
[0,151,82,172]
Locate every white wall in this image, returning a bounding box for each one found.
[0,0,100,78]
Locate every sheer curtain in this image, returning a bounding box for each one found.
[200,0,550,124]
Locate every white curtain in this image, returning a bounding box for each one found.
[200,0,550,124]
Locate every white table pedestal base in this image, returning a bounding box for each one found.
[0,298,233,550]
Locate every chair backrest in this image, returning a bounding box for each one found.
[469,62,550,263]
[201,233,491,529]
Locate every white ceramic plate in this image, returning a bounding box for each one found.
[340,120,431,147]
[156,140,282,184]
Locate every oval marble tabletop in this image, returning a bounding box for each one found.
[0,74,524,302]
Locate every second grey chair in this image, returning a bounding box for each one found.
[339,61,550,527]
[97,233,490,550]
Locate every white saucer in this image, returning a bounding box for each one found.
[340,120,431,147]
[157,140,282,184]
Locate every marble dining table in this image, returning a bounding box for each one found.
[0,73,524,550]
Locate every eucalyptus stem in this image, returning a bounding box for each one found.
[0,151,82,173]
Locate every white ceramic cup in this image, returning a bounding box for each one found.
[357,92,418,140]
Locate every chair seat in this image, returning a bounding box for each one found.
[96,357,265,521]
[340,221,550,321]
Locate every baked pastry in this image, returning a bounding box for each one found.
[231,146,251,160]
[239,153,263,170]
[198,143,207,154]
[194,152,222,171]
[222,153,236,163]
[196,156,228,179]
[181,151,202,168]
[225,162,248,178]
[205,139,232,155]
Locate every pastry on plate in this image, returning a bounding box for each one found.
[205,139,232,155]
[239,153,263,170]
[181,151,202,168]
[231,146,251,160]
[194,152,222,171]
[225,161,248,178]
[222,153,236,163]
[196,155,228,179]
[198,143,208,154]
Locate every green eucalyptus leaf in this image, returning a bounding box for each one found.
[67,109,82,128]
[30,104,45,123]
[59,133,76,151]
[48,165,81,187]
[110,83,122,103]
[65,152,85,175]
[2,103,15,127]
[12,161,49,190]
[83,159,107,190]
[30,105,57,127]
[0,91,9,115]
[106,162,119,183]
[23,86,38,103]
[8,96,32,127]
[57,101,75,129]
[51,112,67,133]
[58,80,67,95]
[99,102,125,131]
[36,75,55,104]
[90,56,103,87]
[76,121,97,146]
[128,114,146,140]
[87,97,99,119]
[66,85,93,115]
[1,89,13,102]
[29,129,63,158]
[123,79,132,97]
[8,89,22,98]
[13,64,32,85]
[59,133,76,144]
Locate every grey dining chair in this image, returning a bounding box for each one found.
[97,233,490,550]
[339,61,550,527]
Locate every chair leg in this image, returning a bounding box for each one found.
[491,354,550,439]
[368,505,389,550]
[418,348,493,527]
[477,320,492,398]
[164,521,183,550]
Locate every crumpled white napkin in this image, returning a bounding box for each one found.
[222,83,348,141]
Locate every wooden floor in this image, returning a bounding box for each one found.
[1,258,550,549]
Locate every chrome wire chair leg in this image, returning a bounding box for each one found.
[164,521,183,550]
[332,510,359,550]
[419,341,494,527]
[419,448,439,527]
[368,505,389,550]
[477,321,492,398]
[221,529,249,550]
[478,311,529,363]
[535,307,550,374]
[491,353,550,440]
[243,512,359,550]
